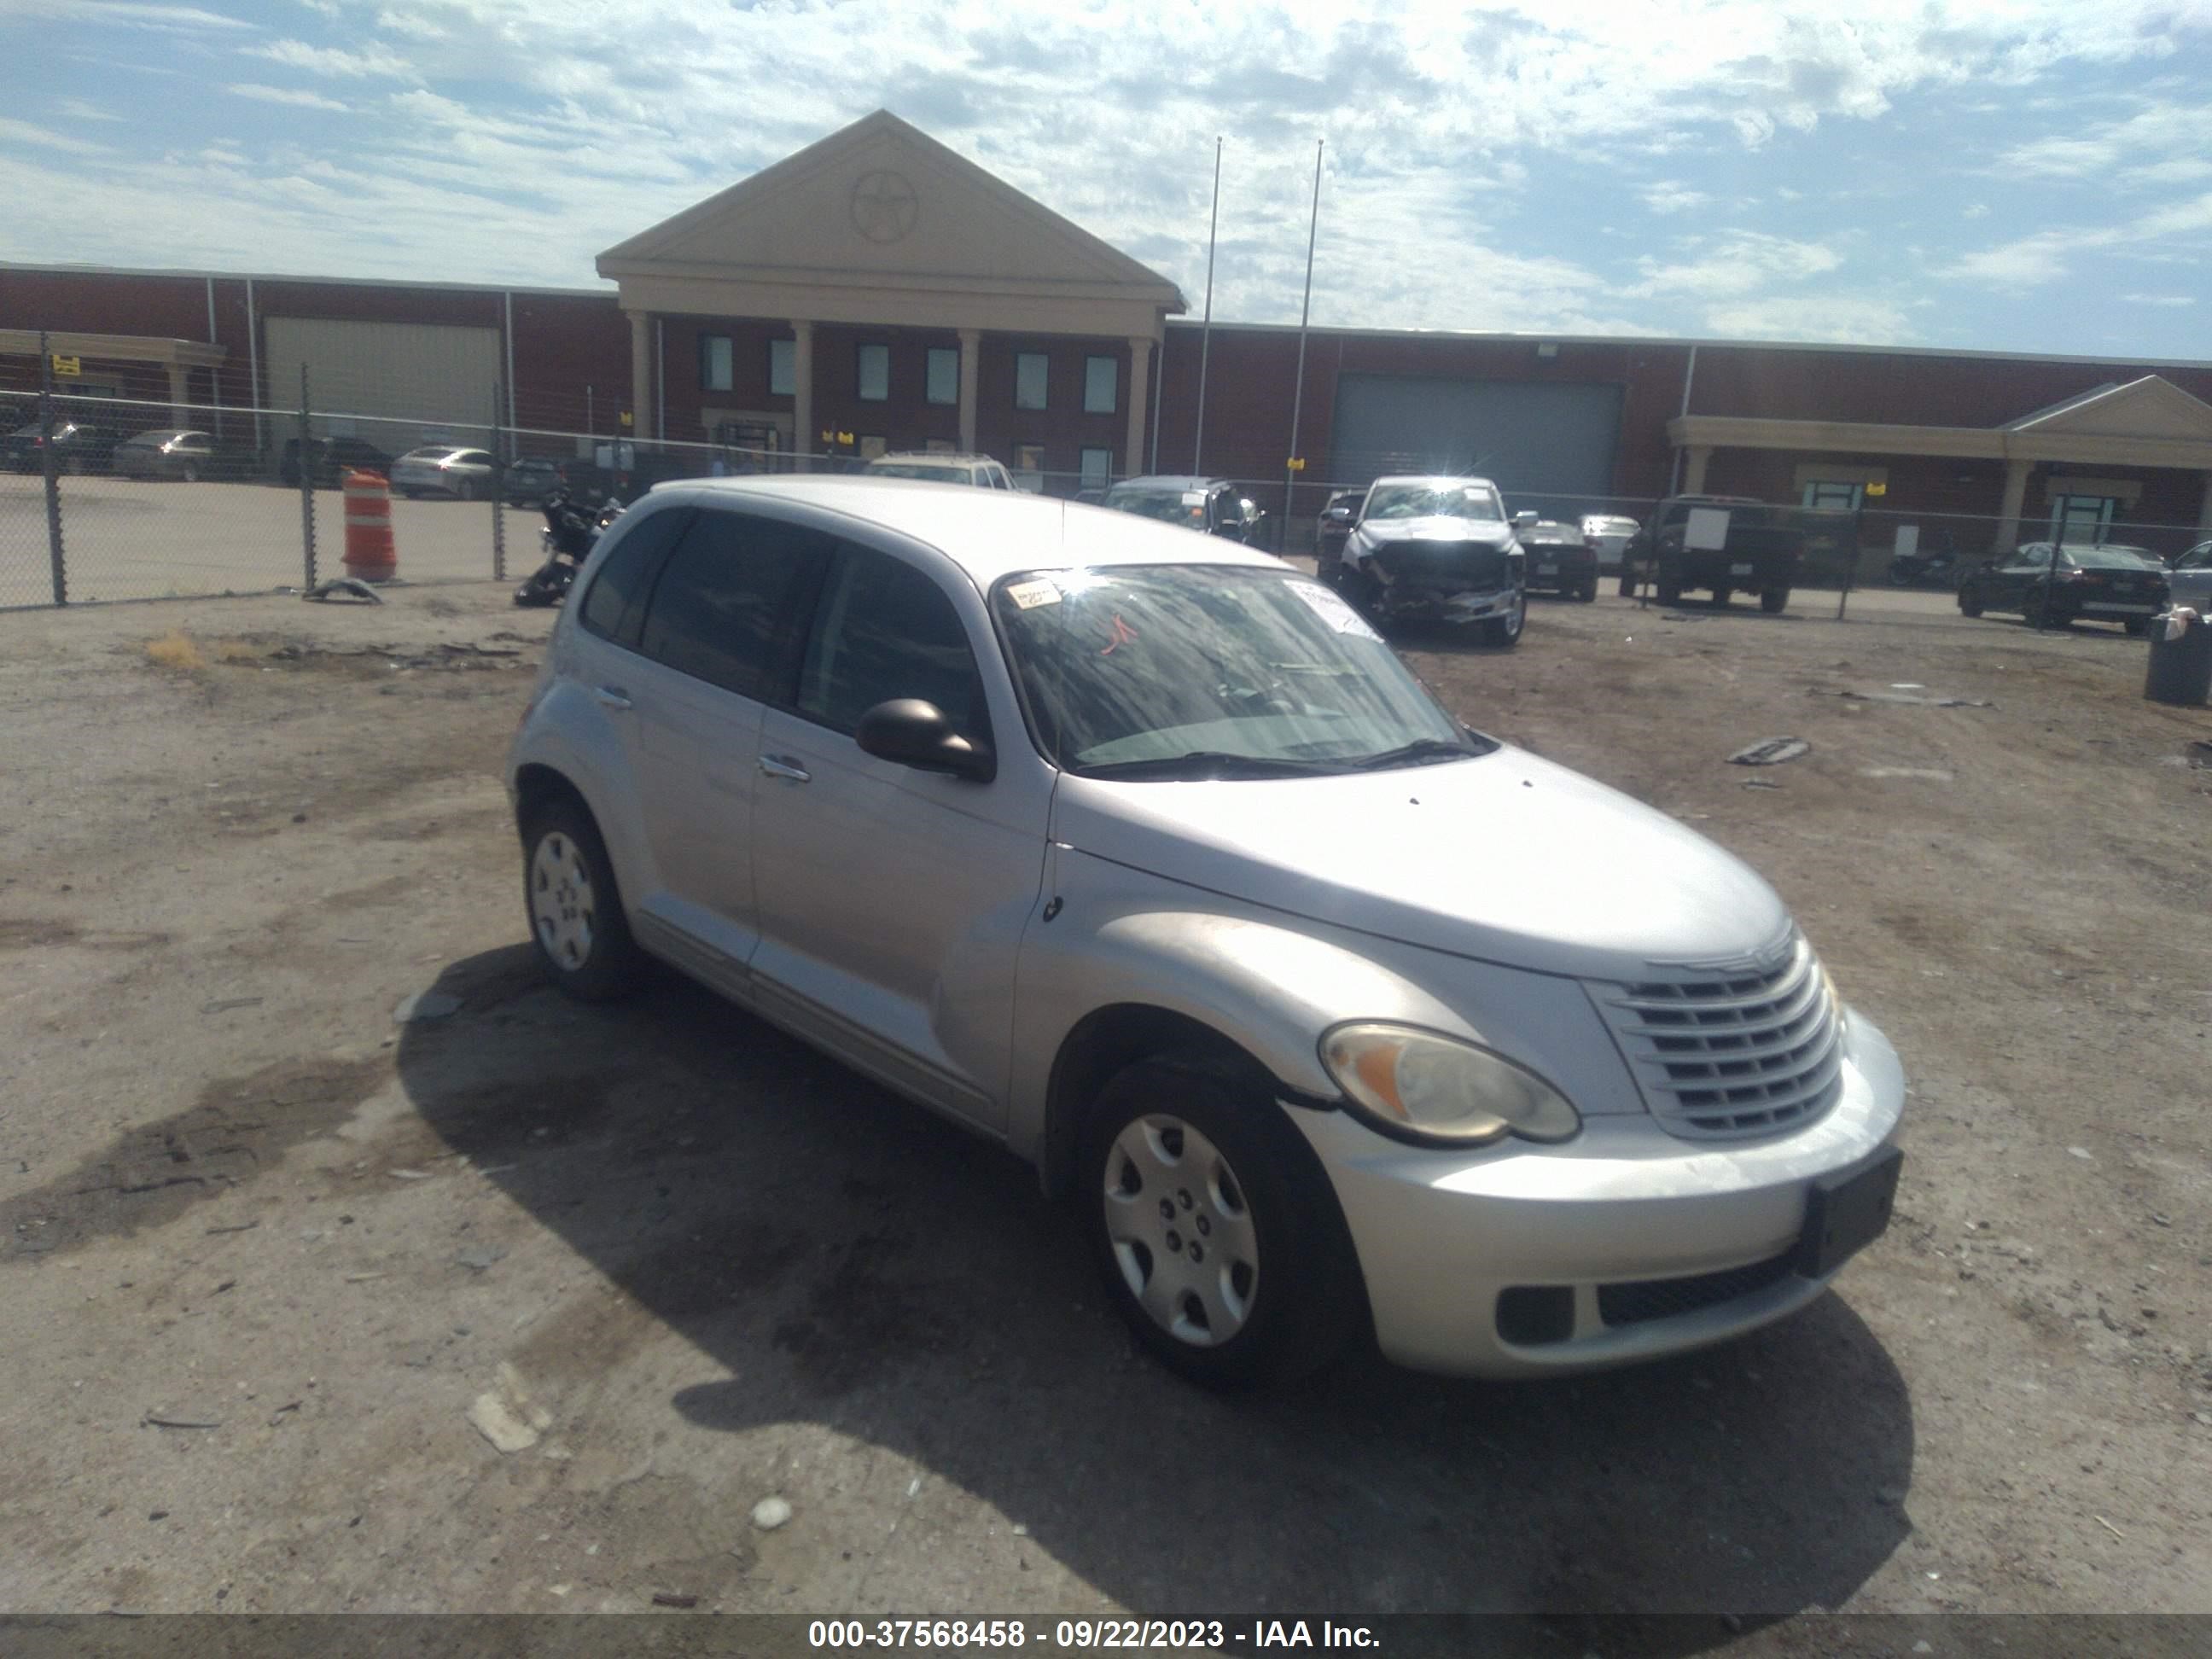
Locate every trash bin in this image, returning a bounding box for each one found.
[2145,608,2212,707]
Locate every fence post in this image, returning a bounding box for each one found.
[298,364,316,591]
[491,378,506,583]
[39,330,65,606]
[1837,504,1860,620]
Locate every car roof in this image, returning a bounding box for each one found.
[645,476,1286,588]
[1108,474,1231,491]
[1366,474,1501,490]
[869,452,997,466]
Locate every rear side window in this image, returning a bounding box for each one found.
[637,509,826,698]
[579,508,691,646]
[796,545,984,736]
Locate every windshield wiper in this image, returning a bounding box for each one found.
[1075,750,1348,781]
[1345,737,1476,771]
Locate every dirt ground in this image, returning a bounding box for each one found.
[0,574,2207,1632]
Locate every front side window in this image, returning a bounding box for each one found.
[699,335,734,393]
[1083,355,1117,415]
[637,510,825,698]
[1080,447,1113,491]
[798,545,983,737]
[926,348,958,406]
[1103,485,1206,529]
[857,344,890,403]
[991,565,1484,777]
[2012,544,2052,569]
[1363,482,1504,521]
[1016,352,1049,410]
[578,507,692,646]
[768,338,796,397]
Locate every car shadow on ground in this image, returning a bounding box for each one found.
[397,946,1914,1627]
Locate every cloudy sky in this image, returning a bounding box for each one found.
[4,0,2209,354]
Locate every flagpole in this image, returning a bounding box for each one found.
[1192,137,1222,474]
[1284,137,1323,554]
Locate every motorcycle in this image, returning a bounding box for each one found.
[1887,540,1963,589]
[514,488,625,608]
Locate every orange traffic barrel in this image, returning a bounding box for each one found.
[341,469,397,582]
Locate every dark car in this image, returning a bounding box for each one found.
[1519,519,1598,601]
[1621,494,1813,612]
[2,416,128,475]
[1958,542,2169,633]
[2167,538,2212,614]
[1339,474,1526,646]
[503,456,568,506]
[1315,488,1360,573]
[1099,475,1263,544]
[280,435,395,488]
[112,428,244,482]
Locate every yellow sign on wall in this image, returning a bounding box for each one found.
[51,354,81,377]
[1864,480,1887,497]
[1286,457,1306,471]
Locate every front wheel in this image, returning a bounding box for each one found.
[1760,588,1790,614]
[1958,588,1984,618]
[1577,579,1598,602]
[456,479,478,502]
[1617,569,1639,598]
[1655,579,1682,607]
[2124,617,2148,637]
[180,463,200,484]
[1712,585,1732,608]
[1083,1057,1363,1388]
[521,800,645,1002]
[1482,588,1527,648]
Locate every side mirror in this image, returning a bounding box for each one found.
[854,698,996,783]
[1512,509,1539,528]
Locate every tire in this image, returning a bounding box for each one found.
[180,463,199,484]
[2123,617,2148,637]
[1958,588,1983,618]
[65,456,85,477]
[2023,591,2050,629]
[1711,585,1732,608]
[1482,587,1527,648]
[1081,1056,1363,1388]
[1577,579,1598,602]
[1655,579,1682,607]
[1760,588,1790,614]
[521,800,645,1003]
[402,488,424,500]
[1617,570,1638,598]
[457,479,477,503]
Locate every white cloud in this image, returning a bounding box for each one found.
[0,117,112,156]
[58,98,127,123]
[226,82,352,111]
[1961,202,1990,218]
[1999,99,2212,184]
[32,1,255,29]
[1630,232,1842,299]
[1641,181,1708,213]
[2120,293,2196,306]
[247,38,419,79]
[1703,294,1918,343]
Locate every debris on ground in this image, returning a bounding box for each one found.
[454,1245,506,1272]
[1860,766,1954,781]
[393,991,460,1024]
[142,1413,221,1431]
[466,1364,552,1454]
[652,1592,699,1609]
[302,579,384,605]
[751,1496,794,1531]
[1728,736,1810,765]
[201,997,263,1015]
[1821,688,1994,708]
[1742,779,1784,790]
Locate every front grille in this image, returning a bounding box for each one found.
[1372,540,1512,590]
[1586,933,1842,1141]
[1597,1251,1798,1327]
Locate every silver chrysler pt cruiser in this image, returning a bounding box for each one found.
[507,478,1905,1388]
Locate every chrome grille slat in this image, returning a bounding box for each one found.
[1586,934,1844,1142]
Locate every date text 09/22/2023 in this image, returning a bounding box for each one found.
[806,1619,1382,1650]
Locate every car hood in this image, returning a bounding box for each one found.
[1051,747,1791,982]
[1354,516,1515,549]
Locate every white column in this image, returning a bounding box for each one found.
[1682,444,1713,494]
[166,363,191,427]
[1124,336,1152,482]
[627,311,653,442]
[1994,457,2032,555]
[957,328,981,456]
[2196,470,2212,539]
[791,320,816,471]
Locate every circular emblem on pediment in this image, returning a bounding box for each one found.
[850,170,919,244]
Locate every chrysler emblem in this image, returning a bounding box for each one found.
[850,170,919,244]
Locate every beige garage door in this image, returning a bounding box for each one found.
[262,317,502,455]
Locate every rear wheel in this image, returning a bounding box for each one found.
[2124,617,2149,637]
[180,463,200,484]
[1958,587,1984,618]
[1655,579,1682,607]
[457,479,478,503]
[1712,585,1732,608]
[1577,579,1598,602]
[1617,569,1639,597]
[2023,591,2051,629]
[521,800,645,1003]
[1083,1057,1363,1388]
[1760,588,1790,614]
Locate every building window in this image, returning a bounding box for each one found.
[1802,480,1861,510]
[699,335,734,393]
[1080,447,1114,491]
[857,344,890,403]
[859,434,888,460]
[768,339,795,397]
[926,348,958,407]
[1016,352,1049,411]
[1083,356,1117,415]
[2050,493,2116,544]
[1012,442,1045,490]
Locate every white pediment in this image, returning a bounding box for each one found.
[2008,375,2212,443]
[601,111,1181,303]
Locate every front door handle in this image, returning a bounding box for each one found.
[592,684,632,711]
[759,754,811,783]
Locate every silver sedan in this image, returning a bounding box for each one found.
[389,445,496,500]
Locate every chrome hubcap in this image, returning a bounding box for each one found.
[1103,1115,1258,1348]
[530,832,596,971]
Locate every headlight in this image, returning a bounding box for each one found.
[1318,1022,1581,1146]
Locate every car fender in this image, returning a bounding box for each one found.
[508,672,653,911]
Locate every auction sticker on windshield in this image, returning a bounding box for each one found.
[1005,578,1062,609]
[1289,579,1384,640]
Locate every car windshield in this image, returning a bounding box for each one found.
[2067,546,2158,570]
[1522,524,1580,544]
[131,429,186,445]
[990,564,1487,777]
[400,447,458,461]
[870,463,969,483]
[1103,487,1208,527]
[1365,483,1503,521]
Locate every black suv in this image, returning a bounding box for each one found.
[3,416,129,474]
[1099,475,1264,544]
[1621,495,1817,613]
[280,436,396,488]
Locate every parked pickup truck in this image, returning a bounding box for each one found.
[1621,495,1843,614]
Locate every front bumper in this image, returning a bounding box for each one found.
[1287,1009,1905,1378]
[1372,581,1520,625]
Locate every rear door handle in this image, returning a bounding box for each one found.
[592,684,632,711]
[759,754,811,783]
